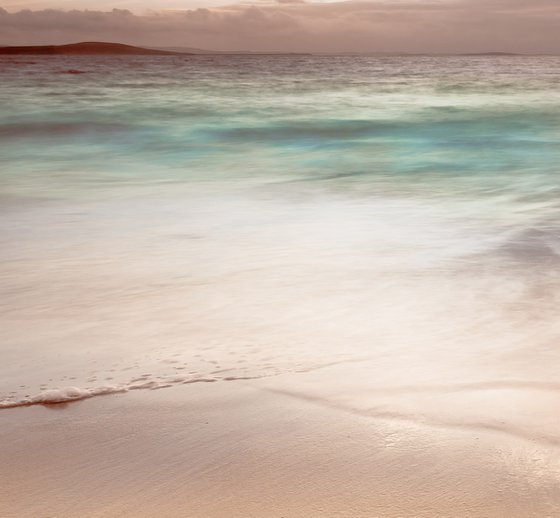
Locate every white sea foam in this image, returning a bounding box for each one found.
[0,374,271,409]
[2,56,560,424]
[0,385,129,409]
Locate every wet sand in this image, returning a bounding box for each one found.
[3,54,560,517]
[2,364,560,518]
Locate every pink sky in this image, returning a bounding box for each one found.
[1,0,559,53]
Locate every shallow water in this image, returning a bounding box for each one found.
[1,55,560,410]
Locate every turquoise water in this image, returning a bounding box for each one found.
[2,55,560,194]
[2,55,560,407]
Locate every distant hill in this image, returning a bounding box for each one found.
[0,43,528,58]
[0,42,189,56]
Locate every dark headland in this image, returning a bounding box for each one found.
[0,42,188,55]
[0,42,311,56]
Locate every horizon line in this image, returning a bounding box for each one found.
[1,41,560,57]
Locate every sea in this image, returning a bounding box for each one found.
[1,54,560,408]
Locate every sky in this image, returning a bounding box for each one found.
[1,0,559,53]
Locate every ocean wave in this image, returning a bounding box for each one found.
[0,375,256,409]
[0,121,138,140]
[494,227,560,266]
[0,385,128,409]
[209,109,560,149]
[0,358,370,410]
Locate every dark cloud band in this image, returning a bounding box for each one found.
[1,1,559,53]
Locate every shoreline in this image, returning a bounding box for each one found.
[2,365,560,517]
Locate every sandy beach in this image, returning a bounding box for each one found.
[3,362,560,518]
[3,53,560,517]
[2,185,560,517]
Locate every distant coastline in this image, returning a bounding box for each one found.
[0,42,187,56]
[0,42,544,57]
[0,41,310,56]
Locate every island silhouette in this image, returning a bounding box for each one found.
[0,42,188,55]
[0,42,523,57]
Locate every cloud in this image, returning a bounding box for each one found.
[0,1,559,53]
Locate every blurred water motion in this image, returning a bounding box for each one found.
[1,55,560,409]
